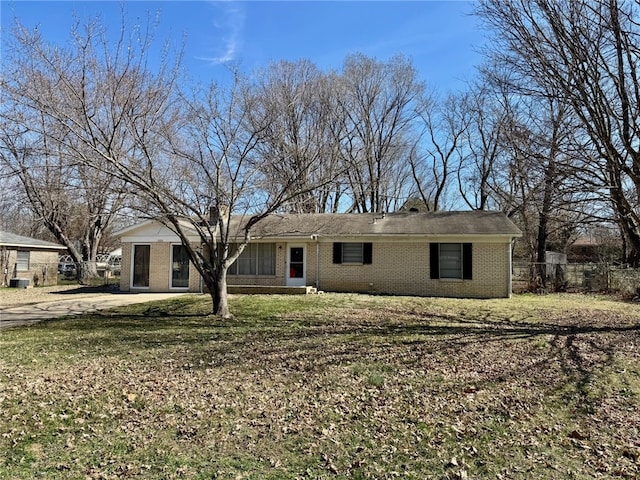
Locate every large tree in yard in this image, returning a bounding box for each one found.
[150,77,338,317]
[117,73,338,317]
[1,14,336,316]
[477,0,640,266]
[1,20,128,281]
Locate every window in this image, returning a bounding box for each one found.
[132,245,150,287]
[171,245,190,288]
[332,242,372,264]
[16,251,30,271]
[235,243,256,275]
[430,243,472,280]
[228,243,276,276]
[257,244,275,276]
[440,243,462,278]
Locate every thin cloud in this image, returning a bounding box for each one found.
[200,1,245,65]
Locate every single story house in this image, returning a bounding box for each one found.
[117,211,522,298]
[566,235,622,263]
[0,231,67,287]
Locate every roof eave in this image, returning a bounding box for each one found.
[242,232,522,242]
[0,243,67,250]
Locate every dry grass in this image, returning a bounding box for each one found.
[1,293,639,479]
[0,284,111,308]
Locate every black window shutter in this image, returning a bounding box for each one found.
[462,243,473,279]
[363,243,372,264]
[429,243,439,279]
[333,242,343,264]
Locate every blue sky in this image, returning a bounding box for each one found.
[1,1,485,92]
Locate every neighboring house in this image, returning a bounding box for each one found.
[0,231,67,287]
[566,235,622,263]
[117,211,522,299]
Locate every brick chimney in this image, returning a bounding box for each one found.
[209,205,229,225]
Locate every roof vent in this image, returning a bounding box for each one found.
[372,212,386,224]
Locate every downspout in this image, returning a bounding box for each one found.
[311,234,319,290]
[508,238,514,298]
[198,244,204,294]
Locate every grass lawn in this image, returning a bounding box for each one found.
[1,293,639,479]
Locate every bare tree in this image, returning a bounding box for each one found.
[490,86,601,287]
[1,18,132,280]
[477,0,640,266]
[336,54,424,213]
[455,81,509,210]
[248,60,343,213]
[123,73,339,317]
[411,92,469,211]
[0,173,44,238]
[2,14,341,316]
[510,99,579,266]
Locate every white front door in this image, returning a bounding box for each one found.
[286,245,306,286]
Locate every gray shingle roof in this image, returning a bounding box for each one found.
[0,231,66,250]
[235,211,521,238]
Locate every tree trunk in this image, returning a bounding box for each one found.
[78,261,99,284]
[207,268,232,318]
[532,171,558,288]
[609,167,640,267]
[616,212,640,267]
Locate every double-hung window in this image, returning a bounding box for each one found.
[332,242,373,264]
[430,243,472,280]
[16,251,30,271]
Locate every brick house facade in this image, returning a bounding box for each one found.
[118,211,521,299]
[0,231,67,287]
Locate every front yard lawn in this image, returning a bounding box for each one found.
[1,293,639,479]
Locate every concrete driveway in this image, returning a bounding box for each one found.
[0,292,189,329]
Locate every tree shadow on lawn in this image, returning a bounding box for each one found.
[48,305,640,358]
[21,304,638,477]
[54,285,117,294]
[403,316,638,392]
[229,315,639,420]
[268,315,639,377]
[38,305,640,407]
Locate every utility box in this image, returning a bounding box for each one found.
[9,278,31,288]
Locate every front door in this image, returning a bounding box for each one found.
[286,245,306,286]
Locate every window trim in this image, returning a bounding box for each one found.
[430,243,472,280]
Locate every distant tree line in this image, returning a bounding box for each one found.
[1,1,639,313]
